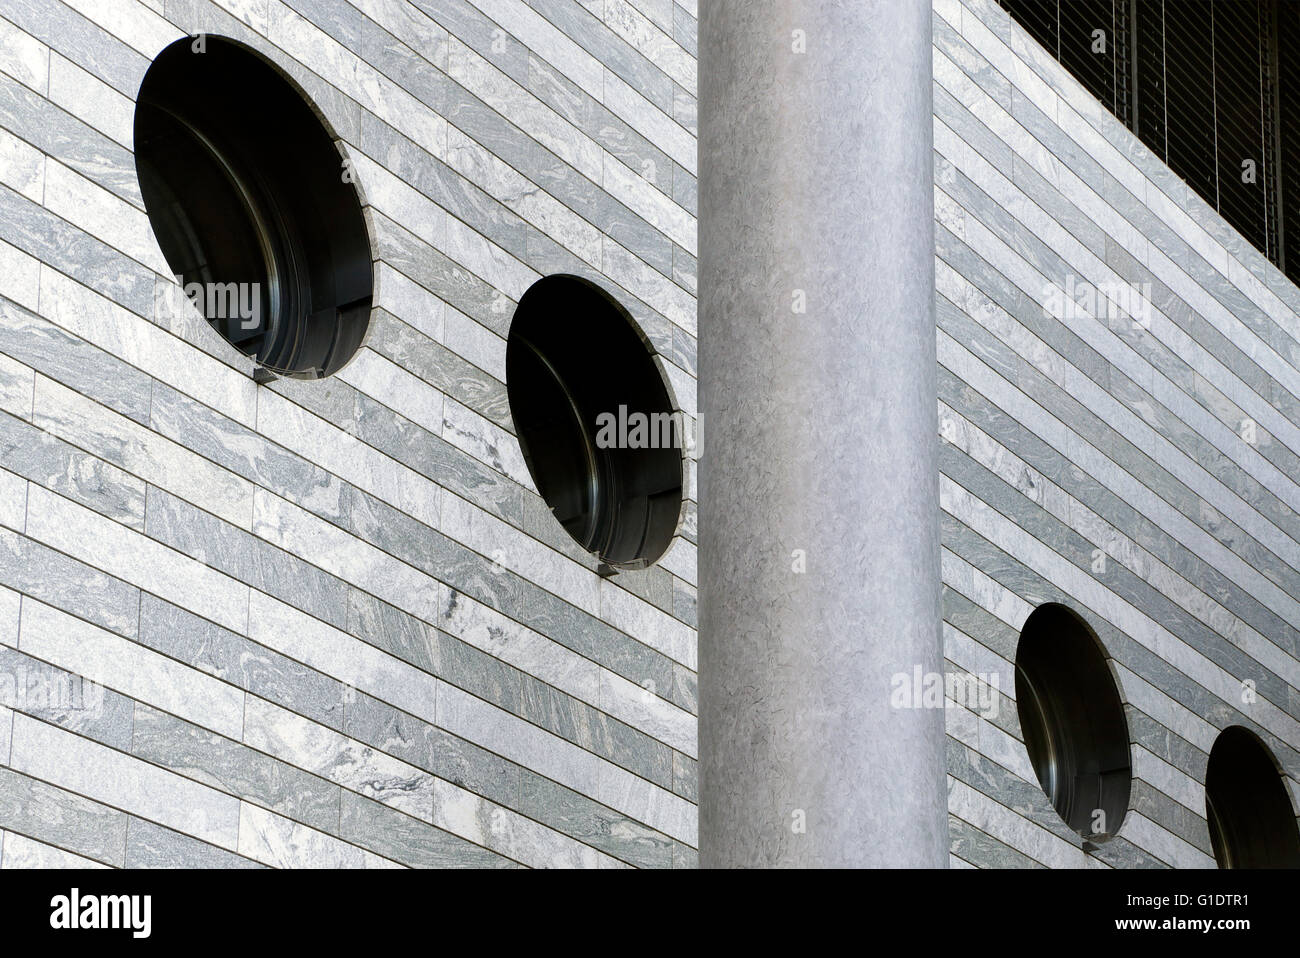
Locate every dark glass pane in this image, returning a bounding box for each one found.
[1163,1,1219,205]
[1134,0,1168,159]
[1278,0,1300,276]
[1002,0,1061,56]
[1059,0,1123,117]
[1213,1,1270,259]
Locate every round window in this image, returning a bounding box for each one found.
[1205,725,1300,868]
[506,276,683,569]
[1015,603,1132,841]
[134,37,372,378]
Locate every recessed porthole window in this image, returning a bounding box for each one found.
[506,275,683,570]
[134,37,373,378]
[1205,726,1300,868]
[1015,603,1131,841]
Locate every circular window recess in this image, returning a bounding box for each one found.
[1015,603,1132,841]
[1205,726,1300,868]
[134,37,373,379]
[506,275,683,570]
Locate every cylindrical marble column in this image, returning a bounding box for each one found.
[698,0,947,867]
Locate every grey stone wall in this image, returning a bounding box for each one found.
[937,0,1300,867]
[1,0,1297,870]
[0,0,698,868]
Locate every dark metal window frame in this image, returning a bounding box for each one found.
[1014,603,1133,843]
[135,37,374,380]
[1204,725,1300,868]
[506,275,685,571]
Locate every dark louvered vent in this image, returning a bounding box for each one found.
[1279,2,1300,275]
[1161,1,1219,208]
[1133,2,1166,153]
[1059,0,1129,124]
[1000,0,1130,119]
[998,0,1298,284]
[1001,0,1059,56]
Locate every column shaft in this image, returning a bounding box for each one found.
[698,0,948,867]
